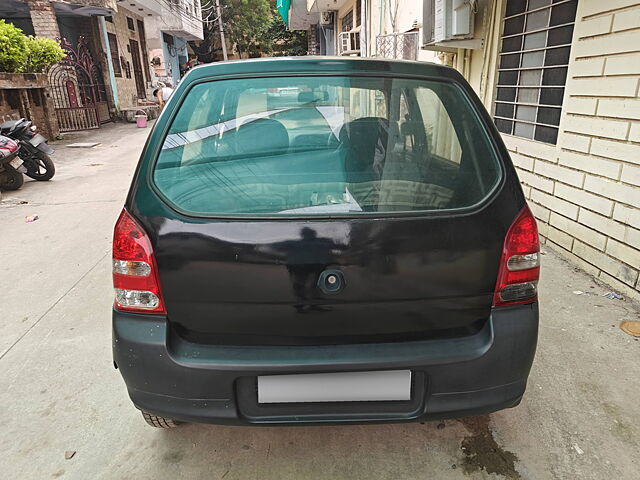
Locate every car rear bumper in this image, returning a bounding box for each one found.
[112,303,538,425]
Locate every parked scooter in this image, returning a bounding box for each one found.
[0,135,24,191]
[0,118,55,181]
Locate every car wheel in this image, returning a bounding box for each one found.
[141,411,181,428]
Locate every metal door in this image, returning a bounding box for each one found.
[129,39,146,99]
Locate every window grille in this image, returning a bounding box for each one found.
[494,0,578,145]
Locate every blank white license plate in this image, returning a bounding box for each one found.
[257,370,412,403]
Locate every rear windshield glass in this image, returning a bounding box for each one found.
[153,75,501,216]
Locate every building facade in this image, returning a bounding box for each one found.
[454,0,640,302]
[144,1,204,87]
[287,0,640,301]
[102,3,159,110]
[0,0,203,128]
[287,0,440,60]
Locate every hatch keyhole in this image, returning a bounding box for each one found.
[318,270,345,295]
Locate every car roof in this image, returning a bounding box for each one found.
[180,56,462,84]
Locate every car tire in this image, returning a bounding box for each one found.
[141,411,181,428]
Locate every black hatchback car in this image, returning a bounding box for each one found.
[112,57,539,428]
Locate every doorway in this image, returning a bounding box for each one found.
[129,39,146,99]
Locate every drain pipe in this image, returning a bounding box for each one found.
[360,0,367,56]
[97,16,120,111]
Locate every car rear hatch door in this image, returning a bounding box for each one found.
[132,61,524,345]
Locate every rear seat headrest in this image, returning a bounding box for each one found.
[237,118,289,156]
[339,117,389,175]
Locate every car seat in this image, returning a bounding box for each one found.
[237,118,289,157]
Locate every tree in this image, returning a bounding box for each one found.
[266,8,307,56]
[192,0,272,61]
[192,0,307,62]
[224,0,272,58]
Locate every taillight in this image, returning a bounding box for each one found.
[0,136,19,156]
[112,209,166,314]
[493,206,540,307]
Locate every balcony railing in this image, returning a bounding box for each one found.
[376,32,419,61]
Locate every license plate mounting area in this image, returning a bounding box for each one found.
[257,370,412,404]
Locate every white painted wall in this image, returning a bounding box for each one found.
[367,0,439,62]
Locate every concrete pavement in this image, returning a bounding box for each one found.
[0,122,639,479]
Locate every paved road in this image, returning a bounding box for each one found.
[1,122,639,479]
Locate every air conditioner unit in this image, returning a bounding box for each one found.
[423,0,482,50]
[338,31,360,55]
[320,11,335,25]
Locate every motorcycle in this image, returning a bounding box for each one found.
[0,135,25,191]
[0,118,55,181]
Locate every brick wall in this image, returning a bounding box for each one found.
[506,0,640,301]
[25,0,60,39]
[0,90,23,124]
[308,25,319,55]
[0,88,59,139]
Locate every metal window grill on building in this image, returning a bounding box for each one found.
[341,10,354,32]
[376,32,419,61]
[494,0,578,145]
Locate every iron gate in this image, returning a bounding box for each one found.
[48,37,111,132]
